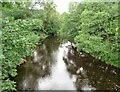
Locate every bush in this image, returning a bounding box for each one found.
[2,17,43,91]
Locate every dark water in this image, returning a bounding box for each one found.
[14,36,120,91]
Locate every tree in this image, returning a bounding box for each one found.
[60,2,119,68]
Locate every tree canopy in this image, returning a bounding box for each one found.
[60,2,119,68]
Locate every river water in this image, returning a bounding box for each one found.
[14,36,120,91]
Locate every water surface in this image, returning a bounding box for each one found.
[14,36,120,91]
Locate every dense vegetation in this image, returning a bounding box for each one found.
[1,1,119,91]
[1,1,60,91]
[60,2,119,68]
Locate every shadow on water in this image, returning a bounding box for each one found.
[13,36,120,91]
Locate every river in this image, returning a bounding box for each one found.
[13,36,120,91]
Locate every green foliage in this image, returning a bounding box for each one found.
[1,1,120,91]
[60,3,85,41]
[75,2,119,67]
[42,0,60,35]
[61,2,119,68]
[1,2,44,91]
[2,2,32,19]
[2,17,43,91]
[1,79,16,91]
[1,1,60,91]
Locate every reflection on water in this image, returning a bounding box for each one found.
[14,36,120,91]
